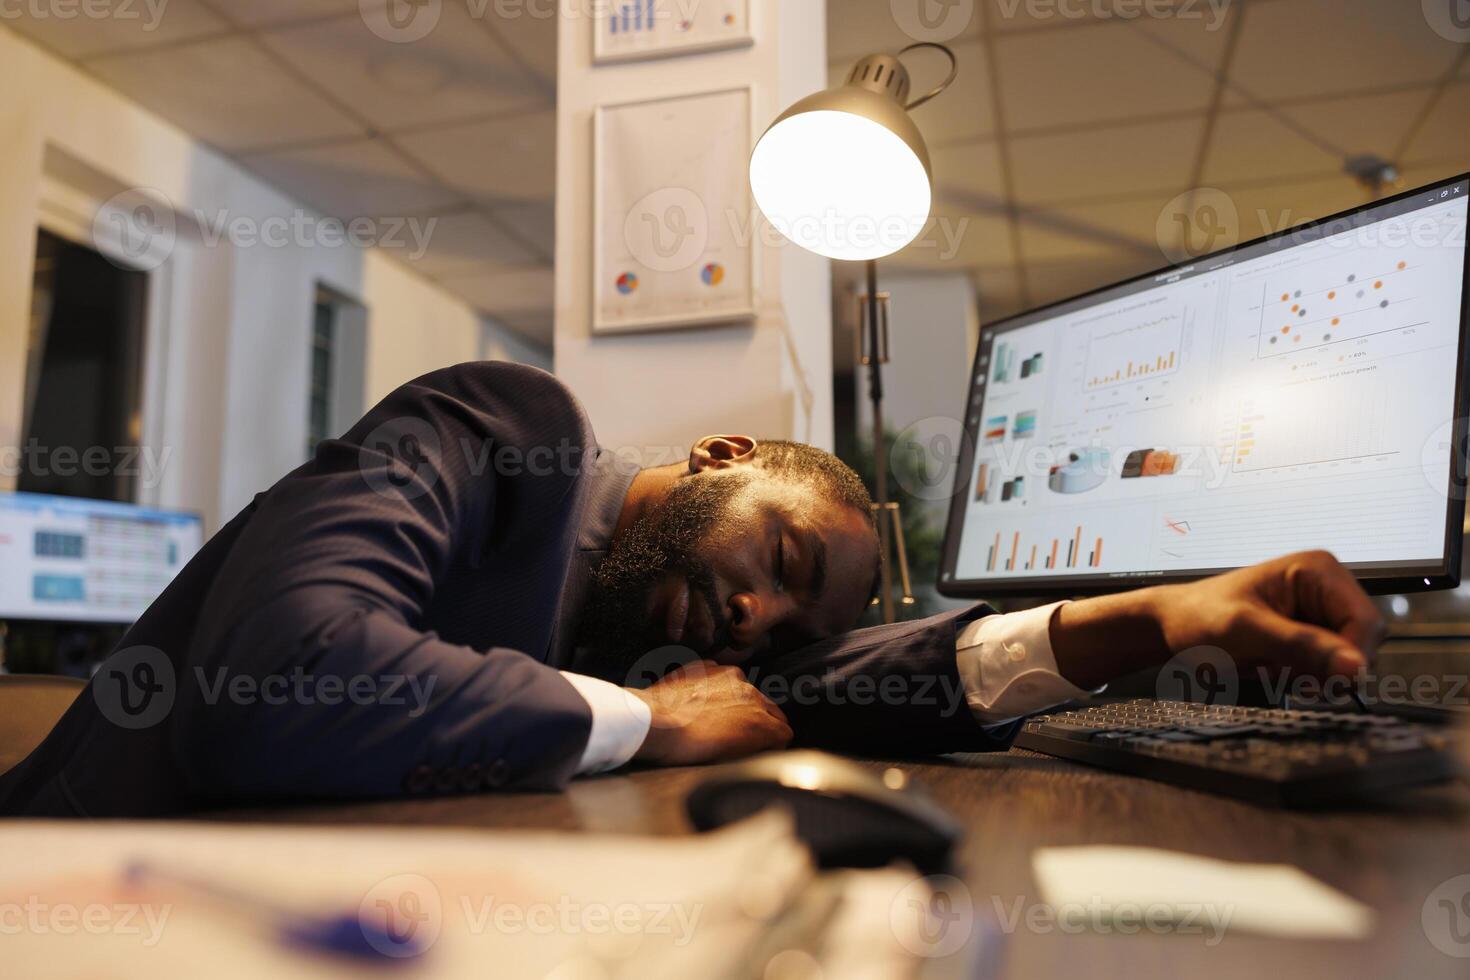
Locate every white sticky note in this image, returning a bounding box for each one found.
[1031,845,1375,940]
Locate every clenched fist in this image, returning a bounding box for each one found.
[629,661,792,766]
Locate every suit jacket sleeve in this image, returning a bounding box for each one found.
[174,365,593,803]
[747,604,1022,756]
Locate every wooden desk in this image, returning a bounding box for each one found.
[213,749,1470,979]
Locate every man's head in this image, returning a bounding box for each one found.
[579,436,880,680]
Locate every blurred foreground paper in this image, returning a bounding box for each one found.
[0,810,958,979]
[1032,845,1375,940]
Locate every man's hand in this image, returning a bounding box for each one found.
[1052,550,1387,690]
[628,661,792,766]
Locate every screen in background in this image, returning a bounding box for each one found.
[943,178,1469,592]
[0,492,203,623]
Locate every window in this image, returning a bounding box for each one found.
[21,229,147,502]
[307,286,367,457]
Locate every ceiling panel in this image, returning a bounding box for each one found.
[929,141,1006,201]
[1017,196,1168,263]
[886,207,1013,270]
[390,210,540,277]
[1214,175,1370,242]
[972,265,1024,323]
[490,201,556,258]
[1200,106,1342,185]
[994,16,1229,132]
[2,1,226,59]
[1273,88,1437,165]
[242,137,464,217]
[1400,80,1470,165]
[984,0,1231,34]
[225,0,368,28]
[1008,117,1204,205]
[1226,0,1461,104]
[824,0,981,62]
[84,36,364,152]
[395,109,556,203]
[434,264,555,318]
[259,5,548,133]
[907,40,995,143]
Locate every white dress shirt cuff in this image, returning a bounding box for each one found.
[559,672,652,775]
[956,600,1098,724]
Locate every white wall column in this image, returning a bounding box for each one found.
[553,0,833,460]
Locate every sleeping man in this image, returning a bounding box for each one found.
[0,362,1384,816]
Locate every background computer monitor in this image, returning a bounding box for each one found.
[940,173,1470,598]
[0,492,204,624]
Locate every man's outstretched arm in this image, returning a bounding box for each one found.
[745,550,1384,755]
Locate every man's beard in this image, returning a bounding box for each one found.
[575,473,747,682]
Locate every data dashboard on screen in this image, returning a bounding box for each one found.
[0,492,203,623]
[941,177,1470,594]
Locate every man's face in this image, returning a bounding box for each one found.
[579,471,879,680]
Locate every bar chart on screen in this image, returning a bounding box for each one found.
[982,525,1106,572]
[1083,307,1184,389]
[1227,375,1394,473]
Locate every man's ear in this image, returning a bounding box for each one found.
[688,435,758,473]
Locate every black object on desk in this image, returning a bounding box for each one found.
[685,750,962,873]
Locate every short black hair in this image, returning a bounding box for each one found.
[754,439,876,528]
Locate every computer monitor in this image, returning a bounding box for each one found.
[0,492,204,623]
[940,173,1470,598]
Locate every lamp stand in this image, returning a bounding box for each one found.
[859,259,916,624]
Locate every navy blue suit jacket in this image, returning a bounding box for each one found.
[0,363,1009,817]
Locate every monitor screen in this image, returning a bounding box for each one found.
[0,492,204,623]
[940,174,1470,597]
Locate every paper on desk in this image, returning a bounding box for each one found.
[1031,845,1374,940]
[0,810,925,980]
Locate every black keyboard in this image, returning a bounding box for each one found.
[1015,699,1459,807]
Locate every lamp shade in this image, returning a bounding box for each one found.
[750,53,934,261]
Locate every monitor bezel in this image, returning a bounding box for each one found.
[938,172,1470,599]
[0,490,206,625]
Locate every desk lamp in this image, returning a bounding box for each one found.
[749,43,956,622]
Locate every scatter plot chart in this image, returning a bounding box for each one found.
[1255,257,1419,358]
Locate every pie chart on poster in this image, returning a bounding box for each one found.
[701,262,724,286]
[616,272,639,295]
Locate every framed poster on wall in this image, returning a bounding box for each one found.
[592,86,757,334]
[593,0,752,64]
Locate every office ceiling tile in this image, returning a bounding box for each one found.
[224,0,367,28]
[995,16,1228,131]
[972,265,1025,323]
[1017,196,1169,264]
[1400,81,1470,165]
[396,109,556,203]
[1200,107,1341,185]
[485,3,557,85]
[1025,252,1158,307]
[887,207,1013,270]
[1272,88,1437,166]
[1009,117,1204,205]
[2,1,226,59]
[1226,0,1461,104]
[242,137,464,217]
[985,0,1232,33]
[435,264,555,316]
[909,39,995,143]
[490,200,555,258]
[259,5,547,133]
[929,141,1006,201]
[84,36,364,152]
[389,210,539,277]
[490,310,553,345]
[1215,175,1371,243]
[825,0,981,62]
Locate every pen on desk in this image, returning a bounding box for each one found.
[124,860,428,963]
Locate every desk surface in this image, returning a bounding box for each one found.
[213,749,1470,979]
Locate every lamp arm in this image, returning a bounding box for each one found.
[896,42,957,111]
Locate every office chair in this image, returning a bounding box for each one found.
[0,675,85,777]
